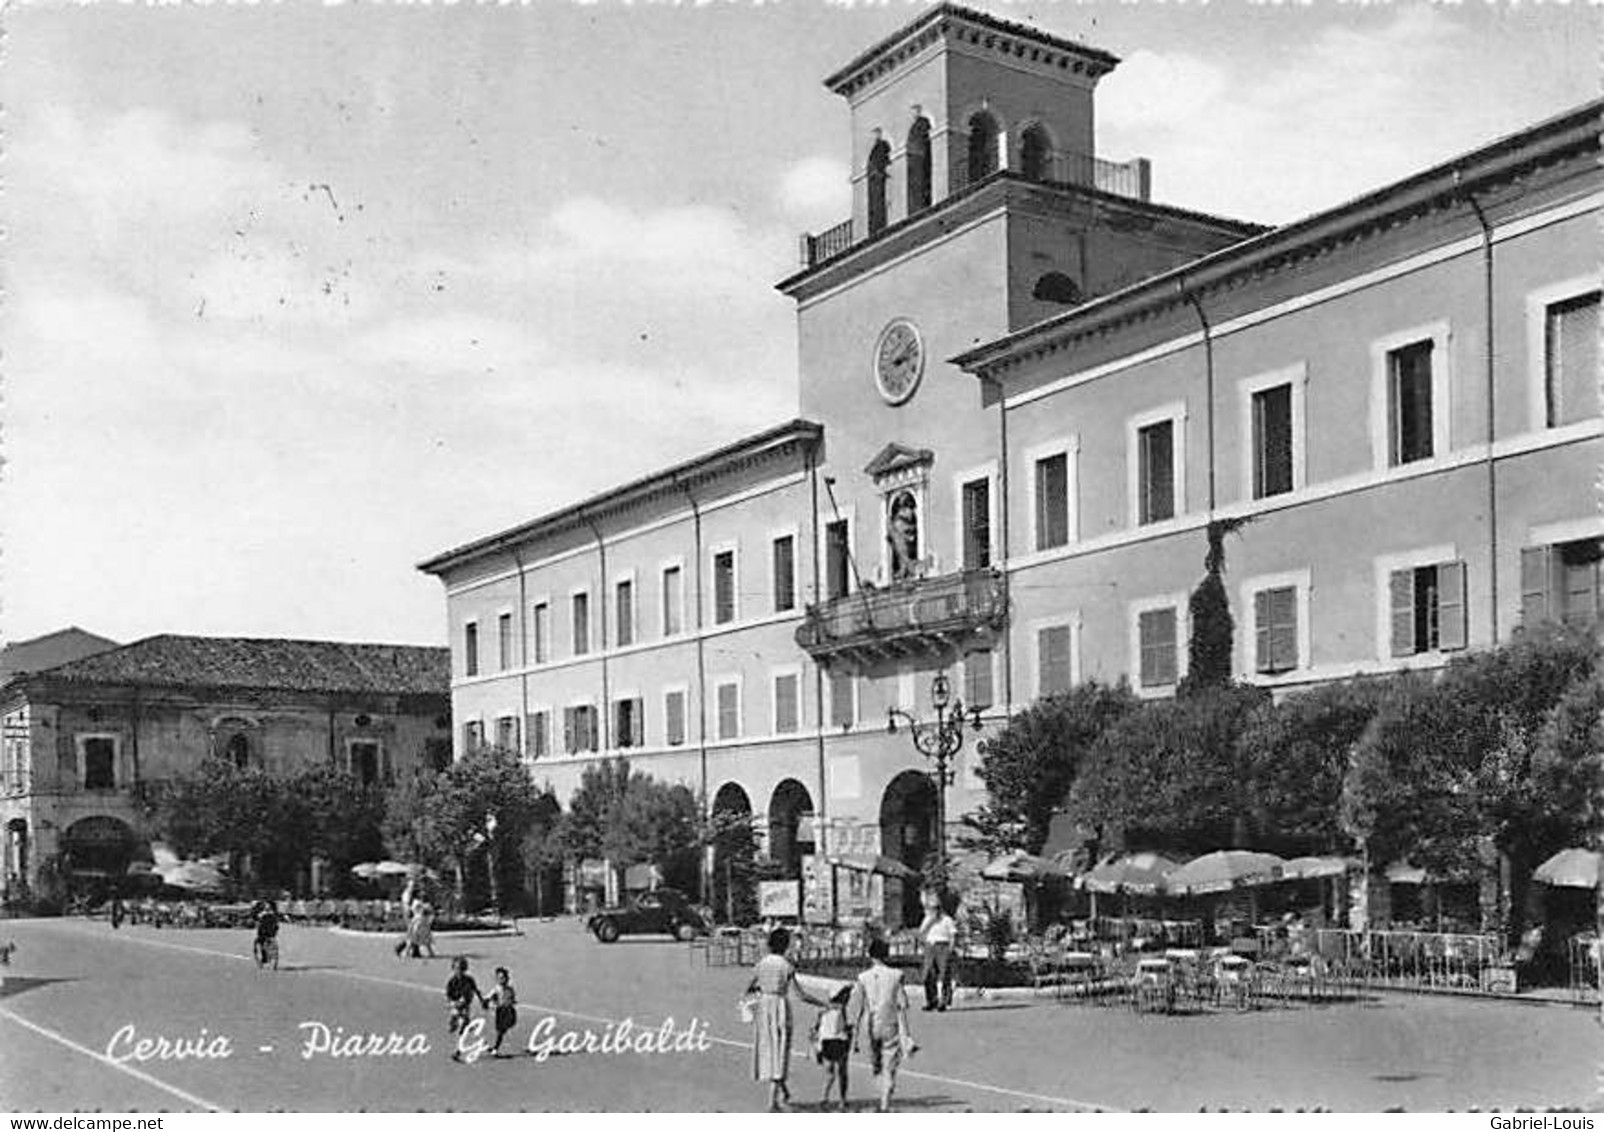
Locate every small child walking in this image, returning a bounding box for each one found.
[445,957,485,1060]
[811,984,853,1111]
[486,966,518,1057]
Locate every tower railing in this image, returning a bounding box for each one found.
[798,149,1151,269]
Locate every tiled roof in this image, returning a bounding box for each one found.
[22,635,449,696]
[0,627,119,685]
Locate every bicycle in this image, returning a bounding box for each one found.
[254,936,279,970]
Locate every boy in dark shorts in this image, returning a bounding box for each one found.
[811,983,853,1111]
[486,966,518,1057]
[445,957,485,1060]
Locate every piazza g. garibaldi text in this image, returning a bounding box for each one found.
[102,1016,713,1064]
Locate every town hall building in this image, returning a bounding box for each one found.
[420,5,1602,926]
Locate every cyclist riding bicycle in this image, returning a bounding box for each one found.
[252,900,281,968]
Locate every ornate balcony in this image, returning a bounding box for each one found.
[795,568,1008,667]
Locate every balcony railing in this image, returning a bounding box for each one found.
[794,568,1008,666]
[798,150,1152,269]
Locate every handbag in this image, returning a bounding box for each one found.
[737,994,758,1025]
[898,1031,920,1059]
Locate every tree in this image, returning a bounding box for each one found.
[1341,673,1472,877]
[383,746,543,912]
[1179,518,1249,696]
[1067,684,1268,856]
[147,758,302,888]
[961,681,1137,857]
[704,807,760,925]
[553,757,703,894]
[1237,676,1391,855]
[287,765,386,894]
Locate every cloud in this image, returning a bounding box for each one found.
[346,313,547,376]
[1098,7,1473,223]
[777,157,853,229]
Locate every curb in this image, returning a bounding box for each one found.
[324,925,524,941]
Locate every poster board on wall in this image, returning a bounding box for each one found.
[759,879,800,919]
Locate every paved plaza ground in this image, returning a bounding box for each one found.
[0,915,1599,1113]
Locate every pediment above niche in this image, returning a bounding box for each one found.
[863,442,934,486]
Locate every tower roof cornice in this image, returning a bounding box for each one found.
[823,3,1119,99]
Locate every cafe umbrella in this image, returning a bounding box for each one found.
[1533,848,1601,889]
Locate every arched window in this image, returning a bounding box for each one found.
[905,118,932,214]
[225,732,250,770]
[967,111,1000,184]
[866,138,891,236]
[1020,123,1052,182]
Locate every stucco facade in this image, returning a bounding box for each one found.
[422,4,1601,927]
[0,636,451,895]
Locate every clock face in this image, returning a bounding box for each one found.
[874,319,925,406]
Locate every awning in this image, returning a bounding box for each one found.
[831,854,920,880]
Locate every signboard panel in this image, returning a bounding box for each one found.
[759,879,800,919]
[801,855,832,925]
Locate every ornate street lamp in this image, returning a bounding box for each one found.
[886,672,983,894]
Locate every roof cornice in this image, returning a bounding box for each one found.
[417,418,825,576]
[956,98,1604,380]
[823,3,1118,99]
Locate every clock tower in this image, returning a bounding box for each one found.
[779,3,1258,596]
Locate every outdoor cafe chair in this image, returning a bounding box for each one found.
[1057,951,1101,1002]
[1213,953,1253,1011]
[1131,956,1176,1014]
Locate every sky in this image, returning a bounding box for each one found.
[2,0,1597,649]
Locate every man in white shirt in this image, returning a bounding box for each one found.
[852,937,914,1113]
[919,898,957,1011]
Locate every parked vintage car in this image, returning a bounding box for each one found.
[587,888,711,943]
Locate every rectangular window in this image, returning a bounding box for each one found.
[1388,340,1435,465]
[772,536,796,613]
[1138,608,1179,688]
[1389,561,1468,656]
[462,720,483,755]
[615,579,635,648]
[661,566,683,637]
[774,672,800,734]
[563,706,598,754]
[829,672,855,729]
[1037,626,1073,697]
[82,737,116,789]
[464,622,479,678]
[350,740,383,787]
[962,478,992,567]
[614,697,644,749]
[825,520,851,600]
[965,650,994,710]
[665,690,687,747]
[1522,539,1602,628]
[1034,455,1069,550]
[713,550,736,625]
[1137,421,1175,524]
[497,612,513,671]
[1252,586,1299,674]
[1251,384,1294,499]
[527,711,550,760]
[572,592,590,655]
[716,682,741,740]
[495,715,520,752]
[1545,291,1599,428]
[531,602,550,664]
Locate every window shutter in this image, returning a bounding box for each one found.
[562,709,575,754]
[1436,561,1467,651]
[1520,546,1551,626]
[631,699,644,747]
[1389,569,1415,657]
[1271,588,1299,671]
[1254,590,1273,674]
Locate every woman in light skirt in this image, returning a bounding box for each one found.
[745,927,826,1112]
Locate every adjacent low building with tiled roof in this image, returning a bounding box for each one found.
[0,635,452,897]
[0,627,119,687]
